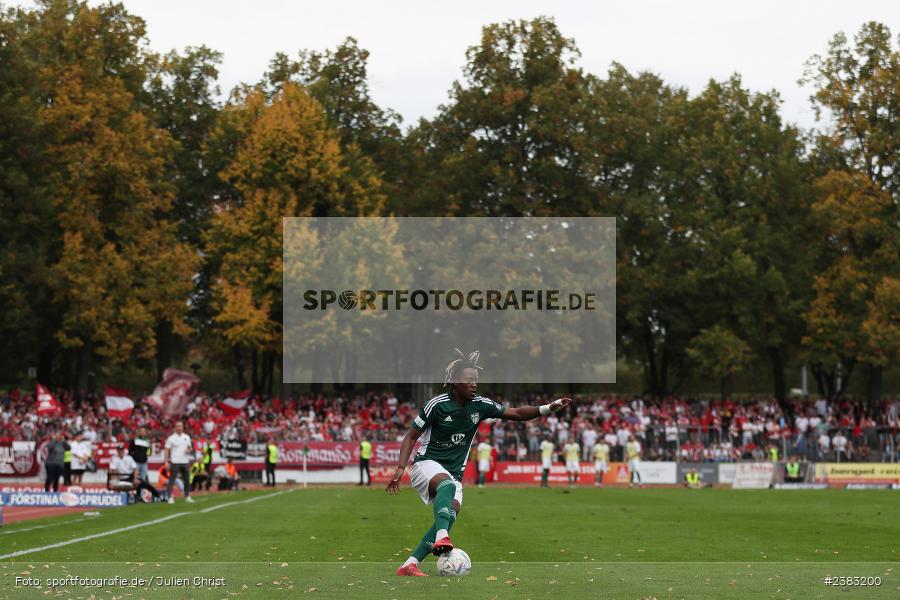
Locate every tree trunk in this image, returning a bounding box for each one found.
[155,320,173,382]
[659,340,670,399]
[345,351,358,388]
[769,346,789,415]
[643,328,659,398]
[280,356,292,403]
[721,373,734,400]
[866,365,883,410]
[265,351,275,397]
[835,358,855,399]
[76,340,94,394]
[37,343,54,387]
[541,335,555,395]
[251,348,260,395]
[812,364,826,398]
[310,353,323,394]
[811,363,837,399]
[233,346,247,389]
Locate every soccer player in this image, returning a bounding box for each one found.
[539,437,555,488]
[386,349,572,577]
[626,434,642,487]
[564,439,580,486]
[593,438,610,486]
[476,437,492,487]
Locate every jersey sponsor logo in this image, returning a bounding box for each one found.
[444,415,453,422]
[471,413,480,425]
[451,433,466,445]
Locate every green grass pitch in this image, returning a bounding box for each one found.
[1,486,898,599]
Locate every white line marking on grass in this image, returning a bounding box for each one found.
[1,518,84,536]
[200,490,288,513]
[0,512,189,560]
[0,490,290,560]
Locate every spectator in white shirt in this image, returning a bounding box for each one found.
[81,426,97,443]
[832,431,849,461]
[70,432,92,484]
[814,398,828,417]
[164,421,195,504]
[818,431,831,460]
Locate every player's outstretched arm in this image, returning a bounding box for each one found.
[385,426,423,495]
[501,397,573,421]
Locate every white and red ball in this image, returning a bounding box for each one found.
[437,548,472,577]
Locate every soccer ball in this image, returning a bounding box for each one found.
[437,548,472,577]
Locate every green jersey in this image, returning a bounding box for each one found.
[413,391,505,480]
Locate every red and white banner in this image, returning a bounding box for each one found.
[145,368,199,417]
[221,390,251,417]
[35,384,61,416]
[104,385,134,419]
[0,440,39,477]
[271,441,406,468]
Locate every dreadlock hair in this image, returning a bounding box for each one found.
[444,348,483,387]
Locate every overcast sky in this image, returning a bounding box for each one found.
[23,1,900,131]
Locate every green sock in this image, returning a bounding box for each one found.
[412,524,437,561]
[432,479,456,533]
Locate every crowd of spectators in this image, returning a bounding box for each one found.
[2,388,899,463]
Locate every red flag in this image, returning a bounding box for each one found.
[36,383,61,416]
[221,389,251,417]
[104,385,135,419]
[145,368,200,417]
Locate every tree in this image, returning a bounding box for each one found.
[803,172,899,399]
[146,45,223,378]
[0,5,54,383]
[686,326,754,398]
[802,22,900,403]
[682,77,813,409]
[263,39,410,214]
[597,65,700,397]
[206,83,384,391]
[412,17,602,217]
[19,0,196,388]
